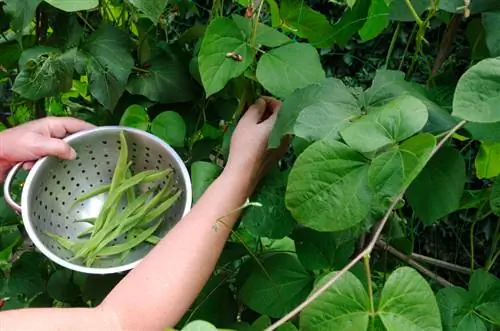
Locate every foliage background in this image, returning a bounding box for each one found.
[1,0,500,330]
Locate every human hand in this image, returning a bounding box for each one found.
[225,97,290,193]
[0,117,94,181]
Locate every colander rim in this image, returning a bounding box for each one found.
[20,125,192,274]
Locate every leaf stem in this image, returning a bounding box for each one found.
[384,23,401,69]
[410,253,471,274]
[470,219,478,272]
[404,0,424,26]
[132,66,150,73]
[265,119,467,331]
[251,0,266,58]
[363,254,375,319]
[76,12,95,31]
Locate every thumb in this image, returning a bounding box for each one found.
[38,138,77,160]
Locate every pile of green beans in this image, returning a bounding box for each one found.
[44,131,182,267]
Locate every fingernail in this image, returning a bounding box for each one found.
[69,148,77,159]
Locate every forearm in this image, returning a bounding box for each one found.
[99,168,252,330]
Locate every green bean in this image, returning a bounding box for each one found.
[73,217,96,224]
[96,220,162,257]
[77,227,93,238]
[85,188,180,263]
[92,131,129,235]
[69,184,111,210]
[146,235,160,245]
[125,168,136,204]
[43,231,74,251]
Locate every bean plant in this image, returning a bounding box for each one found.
[1,0,500,330]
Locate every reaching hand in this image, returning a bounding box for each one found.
[225,97,290,193]
[0,117,94,181]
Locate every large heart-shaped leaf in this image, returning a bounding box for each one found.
[12,48,74,100]
[286,139,371,232]
[239,253,313,318]
[79,25,134,110]
[269,78,360,148]
[151,111,186,147]
[231,14,291,48]
[369,133,436,201]
[406,147,466,224]
[452,57,500,123]
[300,271,370,330]
[378,267,442,331]
[256,43,325,98]
[4,0,42,34]
[341,95,428,153]
[331,0,371,47]
[198,17,253,97]
[119,105,150,131]
[364,69,457,132]
[389,0,429,22]
[126,56,196,104]
[191,161,222,202]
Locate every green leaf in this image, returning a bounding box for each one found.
[198,17,253,97]
[47,270,80,303]
[300,271,370,330]
[378,267,442,331]
[0,230,22,264]
[452,57,500,123]
[241,169,295,239]
[330,0,370,47]
[389,0,429,22]
[44,0,98,11]
[469,269,500,325]
[256,43,325,99]
[436,287,485,331]
[286,139,372,232]
[4,0,42,34]
[269,78,360,148]
[151,111,186,148]
[340,95,428,153]
[482,11,500,57]
[126,56,196,104]
[292,228,355,271]
[465,122,500,142]
[439,0,500,14]
[369,133,436,202]
[231,14,291,48]
[18,45,58,67]
[364,69,457,133]
[239,253,313,318]
[80,25,134,110]
[359,0,390,41]
[128,0,167,24]
[119,104,150,130]
[406,147,466,224]
[475,142,500,179]
[12,49,74,100]
[191,161,222,202]
[181,320,218,331]
[279,0,336,48]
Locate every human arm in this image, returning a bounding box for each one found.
[0,98,288,331]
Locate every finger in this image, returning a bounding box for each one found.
[46,117,95,138]
[23,162,35,170]
[38,138,77,160]
[261,96,282,113]
[241,98,267,124]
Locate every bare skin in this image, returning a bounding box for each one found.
[0,97,287,331]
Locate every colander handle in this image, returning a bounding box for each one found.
[3,163,23,213]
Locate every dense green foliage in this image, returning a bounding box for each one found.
[1,0,500,330]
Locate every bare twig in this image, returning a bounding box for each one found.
[376,239,454,287]
[265,120,467,331]
[410,253,470,274]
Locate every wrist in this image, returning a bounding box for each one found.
[220,165,255,197]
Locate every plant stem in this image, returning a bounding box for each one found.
[251,0,266,58]
[384,23,401,69]
[132,66,150,73]
[77,12,95,31]
[410,253,471,274]
[488,250,500,271]
[265,119,467,331]
[470,219,478,272]
[486,218,500,269]
[377,240,454,287]
[404,0,424,26]
[398,24,417,71]
[363,254,375,323]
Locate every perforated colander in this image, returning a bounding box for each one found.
[3,126,192,274]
